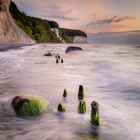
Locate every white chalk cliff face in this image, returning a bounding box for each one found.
[74,36,87,44]
[51,28,65,43]
[0,0,34,43]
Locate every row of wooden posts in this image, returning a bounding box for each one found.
[55,53,64,64]
[57,85,100,126]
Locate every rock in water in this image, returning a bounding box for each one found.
[58,103,66,112]
[90,101,100,126]
[65,46,83,53]
[78,100,86,113]
[63,89,67,97]
[11,95,48,117]
[78,85,84,100]
[44,52,53,57]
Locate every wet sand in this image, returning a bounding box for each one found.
[0,42,35,51]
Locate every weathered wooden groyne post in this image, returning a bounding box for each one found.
[78,85,84,100]
[78,100,86,113]
[56,58,59,63]
[90,101,100,126]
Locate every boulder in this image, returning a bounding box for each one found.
[44,52,53,56]
[11,95,48,117]
[65,46,83,53]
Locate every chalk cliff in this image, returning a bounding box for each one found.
[0,0,87,44]
[0,0,34,43]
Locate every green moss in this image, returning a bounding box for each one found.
[90,101,100,126]
[18,95,48,117]
[91,111,100,126]
[63,89,67,97]
[58,103,66,112]
[78,100,86,113]
[78,85,84,100]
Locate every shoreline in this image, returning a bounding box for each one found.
[0,42,36,52]
[0,42,90,52]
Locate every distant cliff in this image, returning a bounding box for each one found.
[0,0,87,43]
[60,28,87,43]
[0,0,34,43]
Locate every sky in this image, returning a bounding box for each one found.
[13,0,140,34]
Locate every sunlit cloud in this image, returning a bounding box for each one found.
[87,16,136,26]
[12,0,140,33]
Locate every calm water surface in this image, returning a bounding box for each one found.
[0,44,140,140]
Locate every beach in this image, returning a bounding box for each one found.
[0,43,140,140]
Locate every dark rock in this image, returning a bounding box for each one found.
[11,96,29,113]
[44,52,53,56]
[65,46,83,53]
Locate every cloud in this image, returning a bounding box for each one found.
[12,0,140,33]
[42,15,77,21]
[87,16,136,26]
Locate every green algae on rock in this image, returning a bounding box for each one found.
[78,100,86,113]
[78,85,84,100]
[63,89,67,97]
[58,103,66,112]
[11,95,48,117]
[90,101,100,126]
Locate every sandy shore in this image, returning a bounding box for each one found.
[0,42,35,51]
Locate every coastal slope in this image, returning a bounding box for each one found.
[0,0,87,44]
[9,1,87,43]
[0,0,34,43]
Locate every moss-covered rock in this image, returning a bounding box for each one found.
[78,100,86,113]
[58,103,66,112]
[63,89,67,97]
[90,101,100,126]
[11,95,48,117]
[78,85,84,100]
